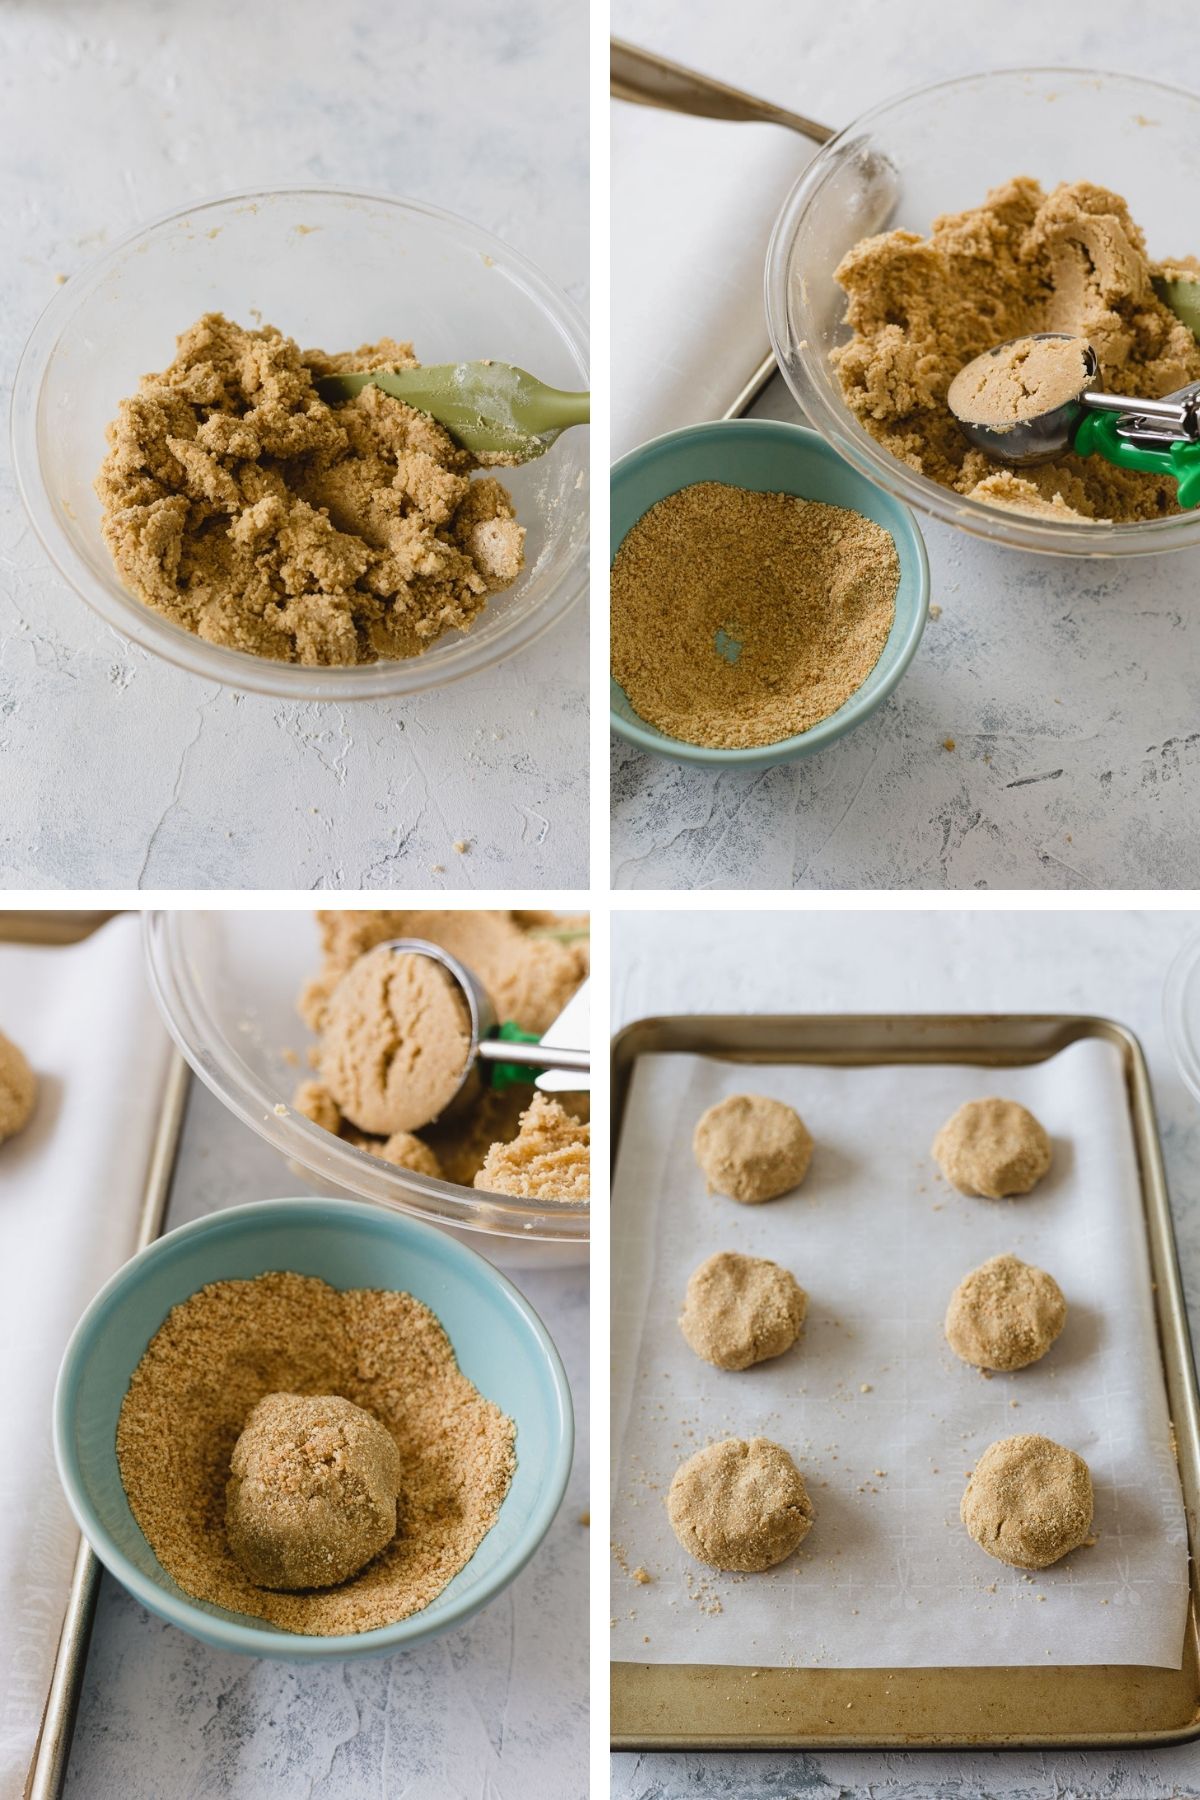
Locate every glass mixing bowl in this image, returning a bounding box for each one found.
[143,911,589,1268]
[12,187,589,700]
[765,69,1200,558]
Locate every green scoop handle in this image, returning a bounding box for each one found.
[315,361,590,464]
[1074,411,1200,511]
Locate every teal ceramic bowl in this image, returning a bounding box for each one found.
[611,419,930,768]
[53,1197,573,1661]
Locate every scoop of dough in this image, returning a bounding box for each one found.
[376,1131,444,1178]
[961,1433,1092,1570]
[932,1098,1051,1198]
[680,1251,807,1371]
[318,949,472,1135]
[693,1095,813,1203]
[666,1436,814,1571]
[945,1252,1066,1371]
[0,1030,36,1145]
[226,1393,401,1591]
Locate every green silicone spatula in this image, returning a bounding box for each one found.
[314,361,590,464]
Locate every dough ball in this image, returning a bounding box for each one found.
[666,1436,814,1571]
[945,1253,1066,1371]
[226,1393,401,1591]
[0,1030,36,1145]
[376,1131,444,1179]
[292,1079,341,1135]
[680,1251,807,1371]
[318,950,472,1135]
[693,1095,813,1203]
[932,1098,1051,1198]
[961,1433,1093,1570]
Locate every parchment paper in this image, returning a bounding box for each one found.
[611,1040,1189,1669]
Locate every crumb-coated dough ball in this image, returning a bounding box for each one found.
[0,1030,36,1145]
[680,1251,807,1371]
[932,1098,1051,1198]
[318,950,472,1135]
[226,1393,401,1591]
[666,1436,815,1571]
[376,1131,444,1179]
[693,1094,813,1203]
[961,1433,1092,1570]
[945,1253,1066,1371]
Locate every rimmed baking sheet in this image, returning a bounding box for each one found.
[610,1014,1200,1750]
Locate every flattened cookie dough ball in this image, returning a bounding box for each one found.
[932,1098,1051,1198]
[961,1433,1092,1570]
[680,1251,807,1371]
[0,1030,36,1144]
[693,1094,813,1203]
[226,1393,401,1591]
[946,1253,1066,1372]
[667,1436,815,1571]
[318,949,472,1135]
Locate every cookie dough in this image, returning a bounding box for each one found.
[680,1251,807,1371]
[666,1436,815,1571]
[226,1393,402,1590]
[833,177,1200,522]
[293,1079,341,1135]
[318,949,472,1135]
[96,313,525,665]
[932,1098,1052,1198]
[0,1030,36,1144]
[961,1433,1093,1570]
[474,1094,590,1201]
[693,1094,813,1203]
[945,1253,1067,1372]
[948,333,1092,429]
[377,1131,445,1179]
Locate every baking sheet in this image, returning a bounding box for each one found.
[611,1040,1189,1671]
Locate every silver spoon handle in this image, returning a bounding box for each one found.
[477,1039,590,1075]
[611,38,833,143]
[1082,389,1194,426]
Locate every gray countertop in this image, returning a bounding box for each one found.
[612,905,1200,1798]
[0,0,588,890]
[62,1077,589,1800]
[610,0,1200,893]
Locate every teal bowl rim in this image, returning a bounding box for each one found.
[52,1195,574,1658]
[609,418,930,765]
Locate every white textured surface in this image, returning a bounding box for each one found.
[0,0,587,890]
[61,1078,589,1800]
[611,906,1200,1797]
[610,0,1200,893]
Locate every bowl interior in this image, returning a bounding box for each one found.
[19,188,588,694]
[609,421,927,764]
[770,69,1200,555]
[56,1199,571,1657]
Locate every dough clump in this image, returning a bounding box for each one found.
[667,1436,815,1571]
[947,333,1091,429]
[473,1094,590,1201]
[945,1253,1066,1371]
[932,1097,1052,1198]
[318,949,471,1135]
[961,1433,1093,1569]
[693,1094,813,1203]
[833,177,1200,522]
[96,313,524,665]
[377,1131,445,1179]
[680,1251,807,1371]
[226,1393,401,1591]
[0,1030,36,1144]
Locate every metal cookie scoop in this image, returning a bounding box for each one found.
[379,939,590,1128]
[948,333,1200,509]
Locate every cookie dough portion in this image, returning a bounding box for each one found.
[693,1095,813,1203]
[318,950,472,1136]
[667,1437,815,1572]
[377,1132,445,1179]
[473,1094,590,1201]
[292,1079,341,1135]
[945,1253,1067,1371]
[961,1433,1093,1570]
[948,333,1092,429]
[226,1393,401,1591]
[932,1098,1052,1198]
[680,1251,807,1371]
[0,1030,36,1144]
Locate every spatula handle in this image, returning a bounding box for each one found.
[611,38,833,144]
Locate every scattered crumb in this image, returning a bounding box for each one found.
[430,864,445,875]
[632,1566,652,1586]
[929,602,942,618]
[579,1511,590,1528]
[280,1047,299,1068]
[860,1383,872,1394]
[942,737,956,752]
[54,271,68,286]
[453,841,469,855]
[272,1102,287,1116]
